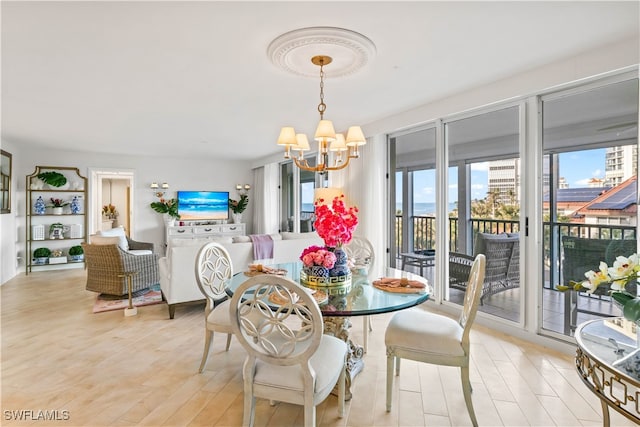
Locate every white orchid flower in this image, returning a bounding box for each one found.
[607,253,639,290]
[582,262,611,293]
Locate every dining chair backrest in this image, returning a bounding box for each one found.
[345,236,375,275]
[230,275,322,366]
[195,242,233,313]
[459,254,486,348]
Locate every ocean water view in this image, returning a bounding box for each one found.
[301,202,456,215]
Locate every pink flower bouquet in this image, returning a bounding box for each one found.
[314,195,359,248]
[300,245,337,269]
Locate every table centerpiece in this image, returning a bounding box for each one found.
[300,194,358,295]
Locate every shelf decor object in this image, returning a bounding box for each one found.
[25,166,87,274]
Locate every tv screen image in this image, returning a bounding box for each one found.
[177,191,229,221]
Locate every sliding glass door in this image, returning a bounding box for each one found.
[541,78,639,336]
[445,106,521,322]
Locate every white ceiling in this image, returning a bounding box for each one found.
[2,1,638,161]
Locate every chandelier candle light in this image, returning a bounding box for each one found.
[277,55,366,174]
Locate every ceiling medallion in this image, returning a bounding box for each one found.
[267,26,376,78]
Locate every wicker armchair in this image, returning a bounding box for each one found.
[449,233,519,304]
[82,243,160,296]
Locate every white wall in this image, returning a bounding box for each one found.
[1,143,253,284]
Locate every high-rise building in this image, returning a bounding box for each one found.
[488,158,520,204]
[605,145,637,186]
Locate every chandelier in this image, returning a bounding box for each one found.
[276,55,366,174]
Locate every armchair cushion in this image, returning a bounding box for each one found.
[90,235,121,246]
[97,226,129,251]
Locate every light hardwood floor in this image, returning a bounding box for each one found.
[1,269,635,427]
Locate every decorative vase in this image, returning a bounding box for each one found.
[34,196,46,215]
[70,196,81,214]
[329,247,350,277]
[52,207,63,215]
[309,265,330,279]
[164,215,175,227]
[232,212,243,224]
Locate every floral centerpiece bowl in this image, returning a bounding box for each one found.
[299,194,359,295]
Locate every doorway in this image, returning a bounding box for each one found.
[88,169,135,237]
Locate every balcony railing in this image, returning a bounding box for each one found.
[395,215,520,254]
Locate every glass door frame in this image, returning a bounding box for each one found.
[535,70,640,341]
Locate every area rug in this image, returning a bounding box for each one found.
[93,284,163,313]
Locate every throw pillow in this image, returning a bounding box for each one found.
[232,235,252,243]
[90,235,121,246]
[98,226,129,251]
[281,232,317,240]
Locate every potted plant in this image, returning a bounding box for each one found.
[47,198,69,215]
[37,171,68,189]
[68,245,84,262]
[33,247,51,265]
[150,195,180,226]
[229,194,249,224]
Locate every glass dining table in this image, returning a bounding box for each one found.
[225,261,432,399]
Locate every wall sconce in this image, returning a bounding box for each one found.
[151,181,170,197]
[236,184,250,196]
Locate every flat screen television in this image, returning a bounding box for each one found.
[177,191,229,221]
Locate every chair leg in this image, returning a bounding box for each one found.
[243,393,255,427]
[461,366,478,427]
[395,355,401,376]
[386,353,394,412]
[198,330,213,373]
[303,397,315,427]
[225,333,232,351]
[362,316,369,353]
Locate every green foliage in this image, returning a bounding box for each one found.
[69,245,83,256]
[37,171,67,187]
[33,247,51,258]
[150,198,180,219]
[229,194,249,214]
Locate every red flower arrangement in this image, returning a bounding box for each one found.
[313,194,359,248]
[300,245,337,269]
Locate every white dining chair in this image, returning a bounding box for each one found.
[229,274,348,427]
[194,241,234,373]
[344,236,375,352]
[384,254,486,427]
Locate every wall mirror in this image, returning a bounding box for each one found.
[1,149,12,214]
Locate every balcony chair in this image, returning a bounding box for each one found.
[562,236,637,333]
[449,232,519,304]
[344,236,375,352]
[82,242,159,296]
[194,241,234,373]
[385,254,486,427]
[230,275,347,427]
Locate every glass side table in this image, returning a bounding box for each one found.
[575,318,640,426]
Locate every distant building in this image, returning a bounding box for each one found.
[542,187,607,217]
[558,177,569,189]
[605,145,638,186]
[574,175,637,230]
[587,177,605,188]
[488,158,520,204]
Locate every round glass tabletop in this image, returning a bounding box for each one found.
[225,261,431,317]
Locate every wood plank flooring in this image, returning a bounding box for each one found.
[1,269,636,426]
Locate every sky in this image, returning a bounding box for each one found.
[399,148,607,205]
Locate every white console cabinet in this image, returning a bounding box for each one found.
[166,223,245,243]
